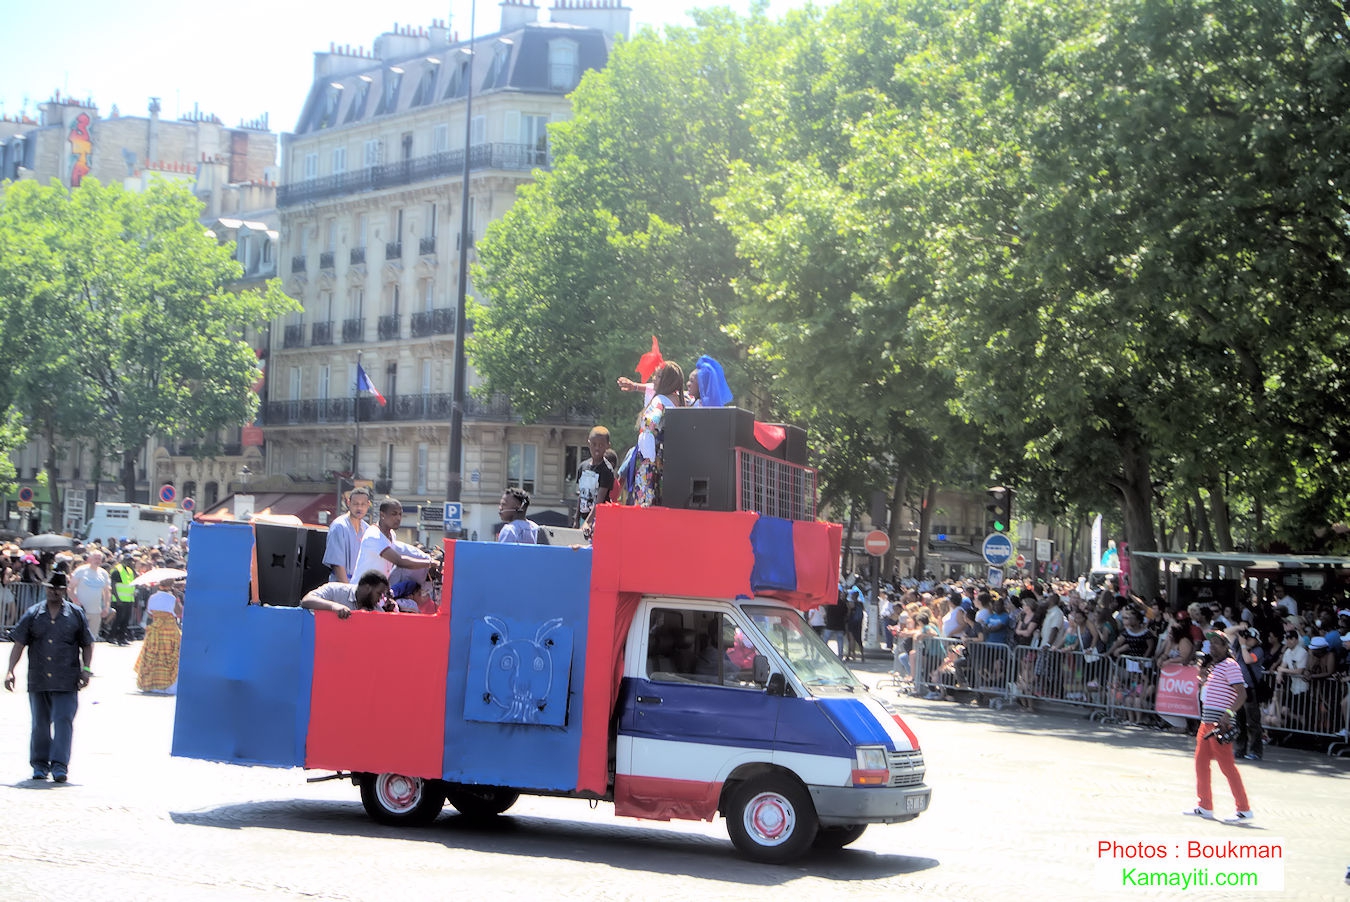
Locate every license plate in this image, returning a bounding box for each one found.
[905,795,927,812]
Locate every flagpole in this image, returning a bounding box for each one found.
[354,349,362,480]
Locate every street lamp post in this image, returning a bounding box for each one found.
[446,0,477,529]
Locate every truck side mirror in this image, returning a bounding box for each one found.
[752,653,771,685]
[765,672,788,697]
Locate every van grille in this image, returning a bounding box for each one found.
[888,749,926,787]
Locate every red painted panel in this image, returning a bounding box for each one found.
[305,610,451,778]
[614,774,722,822]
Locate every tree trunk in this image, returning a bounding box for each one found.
[1117,432,1159,601]
[843,499,858,577]
[885,468,909,580]
[1208,476,1234,552]
[121,448,138,505]
[914,482,937,580]
[1191,487,1214,551]
[44,423,59,534]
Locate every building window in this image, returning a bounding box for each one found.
[548,39,579,91]
[363,139,381,169]
[432,124,448,154]
[346,77,372,123]
[563,444,589,486]
[443,59,470,100]
[303,153,318,180]
[508,442,536,495]
[470,115,486,146]
[332,146,347,173]
[412,63,440,106]
[416,443,429,495]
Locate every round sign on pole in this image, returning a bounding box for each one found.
[1016,553,1027,569]
[17,486,34,503]
[181,497,195,512]
[982,533,1014,566]
[864,529,890,557]
[159,484,176,504]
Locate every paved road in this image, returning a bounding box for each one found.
[2,643,1346,901]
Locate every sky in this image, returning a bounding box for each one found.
[1,0,834,137]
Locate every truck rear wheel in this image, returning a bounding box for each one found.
[446,785,520,818]
[359,773,445,826]
[812,824,868,849]
[726,775,818,864]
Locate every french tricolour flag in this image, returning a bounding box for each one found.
[356,364,387,406]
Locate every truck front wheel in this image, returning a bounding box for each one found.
[726,775,818,864]
[359,773,445,826]
[446,785,520,818]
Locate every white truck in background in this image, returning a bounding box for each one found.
[82,502,191,547]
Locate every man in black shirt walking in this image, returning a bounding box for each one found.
[3,572,94,782]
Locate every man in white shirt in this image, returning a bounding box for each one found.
[351,499,432,592]
[67,552,111,639]
[1274,589,1298,617]
[323,486,372,583]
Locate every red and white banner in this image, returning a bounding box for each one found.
[1154,663,1200,718]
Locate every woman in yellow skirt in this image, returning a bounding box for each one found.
[134,578,182,694]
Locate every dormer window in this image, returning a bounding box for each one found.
[375,68,404,115]
[443,58,470,100]
[483,42,512,91]
[548,39,579,91]
[411,61,440,106]
[346,76,373,123]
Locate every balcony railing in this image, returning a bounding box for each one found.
[261,392,594,427]
[311,321,334,346]
[283,324,305,348]
[290,255,306,274]
[319,251,335,270]
[419,236,436,256]
[342,318,365,343]
[350,246,366,265]
[277,143,550,207]
[377,314,401,341]
[385,241,402,261]
[410,307,454,338]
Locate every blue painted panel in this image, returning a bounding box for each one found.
[463,616,573,727]
[172,522,315,767]
[443,542,592,790]
[617,677,783,752]
[818,697,898,750]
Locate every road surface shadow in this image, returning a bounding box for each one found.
[171,798,938,884]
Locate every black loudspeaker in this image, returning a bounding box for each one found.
[662,408,742,512]
[255,522,330,606]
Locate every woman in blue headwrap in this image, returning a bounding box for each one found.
[687,355,733,408]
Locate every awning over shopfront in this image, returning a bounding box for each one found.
[196,493,337,527]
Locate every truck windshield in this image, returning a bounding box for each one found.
[743,605,863,691]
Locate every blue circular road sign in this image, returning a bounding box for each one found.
[982,533,1014,566]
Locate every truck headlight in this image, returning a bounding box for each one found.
[852,746,889,786]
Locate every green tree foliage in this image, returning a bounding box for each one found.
[470,10,772,433]
[0,178,298,503]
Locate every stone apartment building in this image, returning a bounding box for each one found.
[1,95,278,532]
[269,0,629,541]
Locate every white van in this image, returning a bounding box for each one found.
[82,502,191,547]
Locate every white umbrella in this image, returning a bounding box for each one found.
[132,567,187,586]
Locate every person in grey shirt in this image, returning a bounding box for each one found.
[323,486,373,583]
[300,571,392,619]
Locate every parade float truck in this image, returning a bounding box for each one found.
[172,486,930,863]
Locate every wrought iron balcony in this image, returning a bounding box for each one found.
[342,318,365,343]
[277,143,550,207]
[290,255,306,273]
[410,308,454,338]
[385,241,402,261]
[311,321,334,346]
[319,251,335,270]
[282,324,305,348]
[377,314,401,341]
[419,236,436,256]
[350,246,366,265]
[260,392,593,427]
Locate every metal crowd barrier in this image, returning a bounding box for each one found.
[888,637,1350,751]
[2,583,43,638]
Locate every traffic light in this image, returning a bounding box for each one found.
[985,486,1013,534]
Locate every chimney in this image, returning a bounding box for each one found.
[500,0,540,32]
[549,0,630,40]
